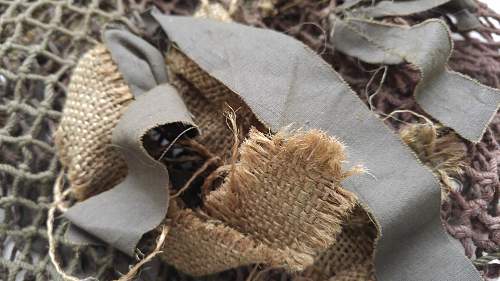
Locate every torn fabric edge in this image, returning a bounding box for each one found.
[150,11,481,280]
[63,31,198,256]
[350,0,452,18]
[102,29,168,96]
[339,0,480,31]
[332,17,500,142]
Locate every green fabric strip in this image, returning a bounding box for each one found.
[65,84,196,255]
[332,17,500,142]
[151,11,480,280]
[352,0,452,17]
[64,30,197,255]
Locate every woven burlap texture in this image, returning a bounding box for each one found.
[55,41,379,279]
[162,128,362,276]
[400,123,467,195]
[304,212,376,281]
[166,49,259,159]
[55,45,133,201]
[165,50,377,278]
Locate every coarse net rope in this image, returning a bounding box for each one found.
[1,0,500,280]
[0,0,200,280]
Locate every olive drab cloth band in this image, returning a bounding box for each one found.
[63,10,482,280]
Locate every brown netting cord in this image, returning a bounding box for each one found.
[1,0,500,280]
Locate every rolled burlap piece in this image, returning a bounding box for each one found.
[55,46,133,201]
[56,44,377,279]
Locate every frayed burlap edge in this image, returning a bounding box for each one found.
[204,129,362,266]
[160,128,365,276]
[400,123,467,194]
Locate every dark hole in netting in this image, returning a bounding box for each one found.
[71,0,94,8]
[61,6,86,29]
[0,141,23,166]
[2,48,29,73]
[0,173,13,195]
[26,143,54,174]
[143,122,214,209]
[30,3,55,24]
[47,31,71,55]
[19,22,48,46]
[177,0,200,12]
[7,202,37,229]
[98,0,119,12]
[0,22,15,45]
[33,114,58,142]
[32,53,63,76]
[50,86,66,113]
[19,81,45,109]
[0,2,8,13]
[7,110,36,137]
[154,0,200,15]
[10,3,26,17]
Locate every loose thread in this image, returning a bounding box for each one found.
[247,265,277,281]
[157,126,198,162]
[381,109,435,128]
[365,65,388,111]
[47,172,170,281]
[245,264,261,281]
[224,107,240,186]
[113,226,169,281]
[179,138,219,159]
[47,171,84,281]
[200,108,242,198]
[169,138,221,198]
[171,156,220,198]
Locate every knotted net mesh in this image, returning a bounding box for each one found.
[1,0,500,280]
[0,1,198,280]
[0,1,130,279]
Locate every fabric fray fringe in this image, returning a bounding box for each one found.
[161,128,366,276]
[400,123,466,193]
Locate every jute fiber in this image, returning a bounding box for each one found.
[55,45,133,201]
[165,49,378,278]
[56,42,379,279]
[160,209,283,276]
[303,210,376,281]
[401,124,466,177]
[400,123,467,194]
[167,49,260,159]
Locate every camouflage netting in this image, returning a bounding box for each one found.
[1,0,500,280]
